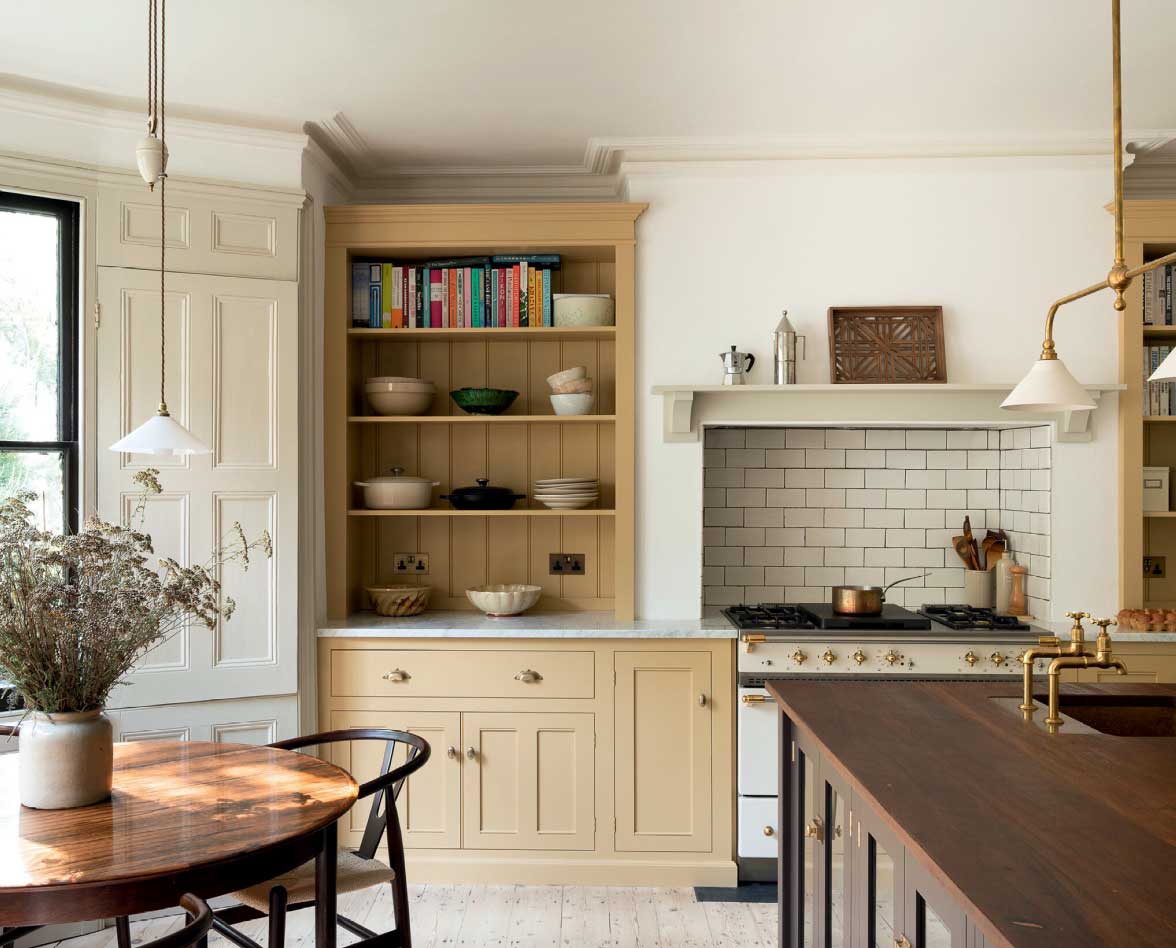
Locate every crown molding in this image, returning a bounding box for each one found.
[1124,136,1176,199]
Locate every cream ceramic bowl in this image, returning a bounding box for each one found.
[365,377,435,416]
[553,294,615,328]
[550,392,595,416]
[546,366,587,389]
[465,584,542,617]
[366,584,431,617]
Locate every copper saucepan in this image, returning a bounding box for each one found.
[830,573,930,616]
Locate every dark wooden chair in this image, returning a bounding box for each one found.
[210,728,430,948]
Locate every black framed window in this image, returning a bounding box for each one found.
[0,190,80,534]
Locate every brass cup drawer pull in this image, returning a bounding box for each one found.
[895,937,911,948]
[803,817,824,843]
[514,669,542,683]
[381,668,409,682]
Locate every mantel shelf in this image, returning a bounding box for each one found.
[650,382,1126,444]
[349,414,616,424]
[348,508,616,518]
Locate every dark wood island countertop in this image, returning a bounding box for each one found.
[767,679,1176,947]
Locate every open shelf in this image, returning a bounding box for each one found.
[1143,325,1176,336]
[348,508,616,517]
[349,326,615,342]
[1145,416,1176,423]
[349,414,616,424]
[1144,511,1176,518]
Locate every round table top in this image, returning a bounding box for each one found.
[0,740,358,893]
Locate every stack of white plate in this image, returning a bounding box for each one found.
[532,477,600,510]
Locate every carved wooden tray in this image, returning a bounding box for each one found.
[827,306,946,383]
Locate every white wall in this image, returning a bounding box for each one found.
[628,156,1121,621]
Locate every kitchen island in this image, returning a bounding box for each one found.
[767,679,1176,947]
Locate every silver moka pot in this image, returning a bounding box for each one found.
[719,346,755,385]
[771,311,806,384]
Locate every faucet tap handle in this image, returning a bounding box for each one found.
[1092,617,1116,631]
[1064,611,1091,622]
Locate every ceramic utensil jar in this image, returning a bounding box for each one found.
[719,346,756,385]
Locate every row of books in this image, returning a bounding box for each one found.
[1143,265,1174,325]
[351,254,561,329]
[1145,345,1175,416]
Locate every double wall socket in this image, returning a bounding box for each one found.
[549,553,585,575]
[394,553,430,575]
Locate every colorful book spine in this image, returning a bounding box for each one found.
[509,266,520,327]
[368,264,382,328]
[472,268,483,328]
[518,261,529,327]
[463,267,473,327]
[429,269,443,328]
[456,268,465,328]
[1166,265,1173,326]
[447,269,457,327]
[407,268,416,328]
[381,264,393,328]
[527,266,538,326]
[542,268,553,326]
[499,269,507,328]
[351,264,368,327]
[1144,270,1155,326]
[482,268,491,328]
[491,253,562,269]
[398,266,408,328]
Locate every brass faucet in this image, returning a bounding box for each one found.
[1019,611,1088,719]
[1042,617,1128,733]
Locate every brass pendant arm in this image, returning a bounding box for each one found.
[1125,248,1176,283]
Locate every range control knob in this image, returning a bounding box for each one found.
[792,649,808,665]
[963,651,980,667]
[821,649,836,665]
[883,650,902,666]
[990,651,1007,667]
[852,649,867,666]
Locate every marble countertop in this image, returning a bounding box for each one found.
[1030,619,1176,643]
[318,610,737,639]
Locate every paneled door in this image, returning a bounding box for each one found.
[329,710,462,850]
[461,712,595,851]
[614,651,712,852]
[96,266,298,709]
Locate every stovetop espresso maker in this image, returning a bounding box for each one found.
[719,346,756,385]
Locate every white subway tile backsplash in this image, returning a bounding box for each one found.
[866,430,907,449]
[700,426,1051,610]
[805,448,846,468]
[786,429,826,448]
[885,566,925,585]
[825,468,866,489]
[825,429,866,449]
[846,449,887,468]
[906,430,947,449]
[864,509,905,528]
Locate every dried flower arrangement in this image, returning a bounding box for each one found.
[0,469,272,714]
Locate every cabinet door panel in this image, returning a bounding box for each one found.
[793,729,821,948]
[823,764,851,948]
[614,651,712,852]
[462,712,595,851]
[852,790,906,948]
[904,854,966,948]
[329,710,461,850]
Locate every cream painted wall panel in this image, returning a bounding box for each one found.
[106,694,298,743]
[628,159,1121,620]
[97,267,298,708]
[124,492,189,672]
[97,185,298,280]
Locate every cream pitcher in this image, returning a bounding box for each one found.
[719,346,756,385]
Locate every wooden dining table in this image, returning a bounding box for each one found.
[0,740,358,947]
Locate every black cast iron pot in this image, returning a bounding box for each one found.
[441,478,526,510]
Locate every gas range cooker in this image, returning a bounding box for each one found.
[725,602,1040,677]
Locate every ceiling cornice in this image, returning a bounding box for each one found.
[1124,137,1176,199]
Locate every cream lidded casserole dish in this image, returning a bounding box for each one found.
[354,467,439,509]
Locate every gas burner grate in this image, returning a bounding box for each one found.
[919,604,1031,632]
[721,604,817,631]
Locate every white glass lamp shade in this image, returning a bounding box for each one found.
[109,412,211,455]
[136,134,168,187]
[1001,358,1097,412]
[1149,348,1176,382]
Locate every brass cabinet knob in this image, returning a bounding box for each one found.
[803,817,824,843]
[990,651,1007,666]
[895,937,912,948]
[514,669,541,683]
[852,649,866,665]
[381,668,409,682]
[821,649,836,665]
[698,693,708,707]
[792,649,808,665]
[963,651,979,667]
[466,746,477,760]
[762,825,775,837]
[446,745,458,760]
[883,650,901,666]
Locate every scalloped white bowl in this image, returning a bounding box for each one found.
[466,584,542,617]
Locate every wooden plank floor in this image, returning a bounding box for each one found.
[42,886,779,948]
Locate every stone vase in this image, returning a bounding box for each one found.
[18,710,113,809]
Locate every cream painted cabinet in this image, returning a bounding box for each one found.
[328,710,462,850]
[614,651,713,853]
[462,712,595,852]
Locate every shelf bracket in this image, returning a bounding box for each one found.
[663,390,697,442]
[1056,390,1101,443]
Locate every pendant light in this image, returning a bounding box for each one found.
[1002,0,1176,412]
[110,0,211,456]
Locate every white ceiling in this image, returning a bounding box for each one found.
[2,0,1175,175]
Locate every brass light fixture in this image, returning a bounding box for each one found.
[110,0,211,456]
[1002,0,1176,412]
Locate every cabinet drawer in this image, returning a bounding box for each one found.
[738,796,779,858]
[738,687,778,796]
[330,648,595,699]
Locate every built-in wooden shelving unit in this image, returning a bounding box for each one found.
[324,204,645,619]
[1119,203,1176,608]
